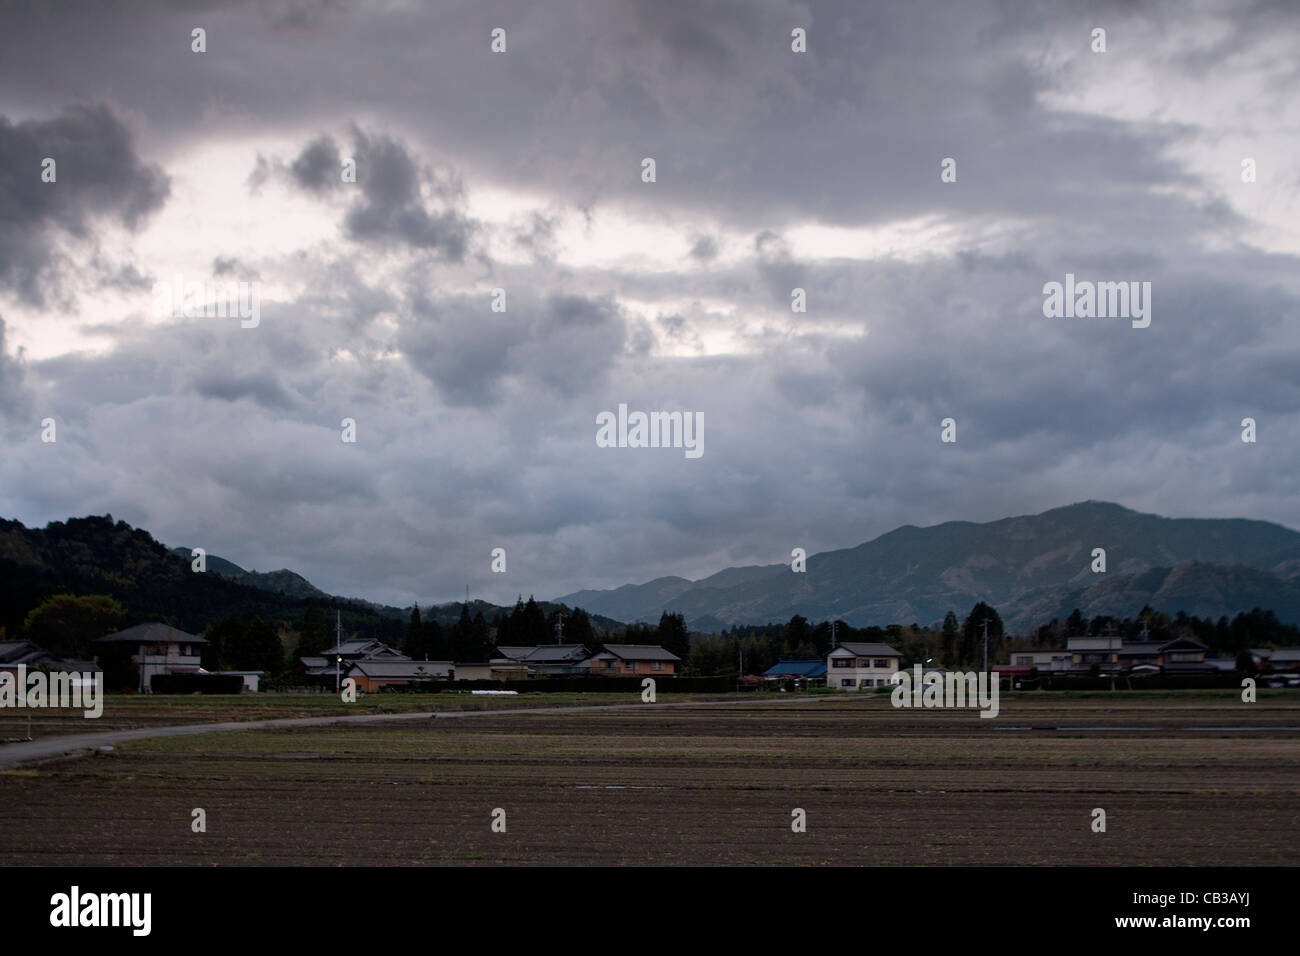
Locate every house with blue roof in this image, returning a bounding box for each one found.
[763,659,827,687]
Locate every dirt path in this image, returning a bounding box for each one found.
[0,695,825,767]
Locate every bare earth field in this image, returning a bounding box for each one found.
[1,693,1297,866]
[0,691,671,742]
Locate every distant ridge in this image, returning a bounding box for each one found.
[556,501,1300,632]
[0,515,624,640]
[170,548,326,599]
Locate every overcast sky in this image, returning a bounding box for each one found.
[1,0,1298,608]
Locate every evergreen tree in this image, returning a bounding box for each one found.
[404,605,423,657]
[423,618,446,660]
[518,596,548,644]
[622,622,656,643]
[655,611,690,662]
[449,603,472,660]
[297,602,330,657]
[470,611,491,661]
[1065,608,1086,637]
[783,614,811,656]
[203,616,246,670]
[941,611,959,665]
[565,607,597,653]
[226,616,284,674]
[961,602,1004,670]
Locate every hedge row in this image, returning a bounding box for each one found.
[1018,674,1247,691]
[373,676,736,694]
[150,673,245,694]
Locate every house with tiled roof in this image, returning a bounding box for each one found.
[0,640,100,680]
[491,644,591,676]
[586,644,680,677]
[347,659,453,691]
[827,642,901,690]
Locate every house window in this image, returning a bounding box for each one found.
[841,679,854,687]
[605,660,616,669]
[652,661,662,670]
[832,659,851,668]
[873,659,890,669]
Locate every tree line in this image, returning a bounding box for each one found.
[14,586,1300,681]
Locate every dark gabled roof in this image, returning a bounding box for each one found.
[1117,642,1165,656]
[1158,637,1207,651]
[493,646,535,661]
[830,642,901,658]
[94,623,208,645]
[0,640,55,665]
[523,644,589,663]
[598,644,681,662]
[299,656,328,669]
[323,639,407,659]
[763,659,827,678]
[0,642,101,672]
[1252,647,1300,661]
[348,659,453,679]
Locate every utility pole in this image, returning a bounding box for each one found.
[829,619,838,650]
[981,617,990,674]
[555,611,564,644]
[335,610,343,692]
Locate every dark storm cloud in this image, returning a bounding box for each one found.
[194,370,299,410]
[288,134,341,193]
[0,104,169,304]
[274,127,478,261]
[399,290,627,407]
[0,1,1263,241]
[341,130,473,260]
[688,235,718,261]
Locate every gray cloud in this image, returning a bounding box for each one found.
[288,134,342,193]
[194,371,299,410]
[341,129,473,260]
[0,317,27,419]
[399,290,627,407]
[688,235,718,261]
[0,104,169,304]
[0,0,1297,611]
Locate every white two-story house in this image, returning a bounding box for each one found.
[828,642,902,690]
[93,623,208,693]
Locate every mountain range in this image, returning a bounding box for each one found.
[5,502,1300,640]
[0,515,620,641]
[556,501,1300,632]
